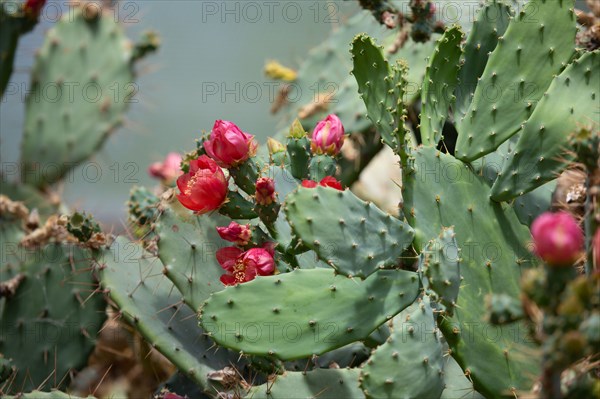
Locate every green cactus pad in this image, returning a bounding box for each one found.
[247,368,363,399]
[491,50,600,201]
[403,147,539,396]
[0,221,26,281]
[156,203,232,310]
[441,356,484,399]
[360,297,445,399]
[453,1,512,122]
[420,25,464,147]
[200,268,419,360]
[455,0,577,162]
[468,138,556,226]
[351,34,400,150]
[20,6,154,187]
[512,180,556,226]
[287,136,311,180]
[99,237,240,393]
[0,245,106,393]
[420,228,461,316]
[284,187,414,278]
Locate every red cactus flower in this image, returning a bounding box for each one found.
[310,114,345,156]
[148,152,183,183]
[301,177,343,191]
[176,155,228,214]
[217,247,275,286]
[531,212,584,266]
[216,222,252,246]
[203,120,257,168]
[255,177,276,205]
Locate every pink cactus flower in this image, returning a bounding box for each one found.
[310,114,345,156]
[531,212,584,266]
[203,120,257,168]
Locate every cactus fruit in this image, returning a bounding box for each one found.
[284,186,414,278]
[20,4,157,187]
[286,119,312,180]
[199,268,420,360]
[455,0,577,162]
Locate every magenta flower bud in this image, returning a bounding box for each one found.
[310,114,345,156]
[531,212,584,266]
[255,177,276,206]
[203,120,258,168]
[216,222,252,246]
[148,152,183,183]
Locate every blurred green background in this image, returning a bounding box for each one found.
[1,0,359,228]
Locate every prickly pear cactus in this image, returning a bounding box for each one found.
[0,243,106,394]
[20,4,157,187]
